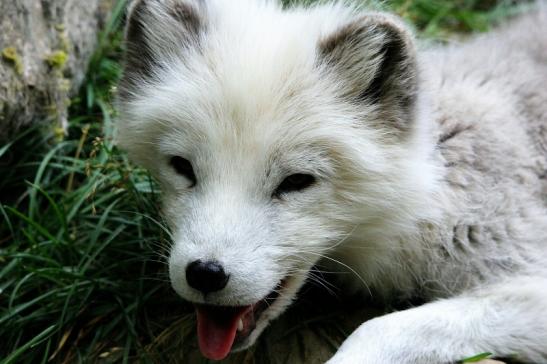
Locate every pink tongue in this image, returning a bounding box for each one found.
[196,305,250,361]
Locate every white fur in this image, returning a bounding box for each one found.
[116,0,547,362]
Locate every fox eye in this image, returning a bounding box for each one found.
[170,156,196,186]
[274,173,315,197]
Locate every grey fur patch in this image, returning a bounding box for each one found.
[438,124,473,144]
[119,0,205,100]
[318,15,418,134]
[168,1,203,34]
[122,1,159,89]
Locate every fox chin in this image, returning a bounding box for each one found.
[115,0,547,363]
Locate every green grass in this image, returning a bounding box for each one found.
[0,1,530,363]
[460,352,494,363]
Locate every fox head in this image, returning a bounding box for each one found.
[116,0,440,360]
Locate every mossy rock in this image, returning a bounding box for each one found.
[0,0,113,140]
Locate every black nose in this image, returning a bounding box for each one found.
[186,260,229,294]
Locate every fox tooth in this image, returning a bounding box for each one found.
[237,318,243,332]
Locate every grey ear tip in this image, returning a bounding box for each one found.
[360,13,415,41]
[126,0,144,14]
[316,10,419,132]
[319,12,416,59]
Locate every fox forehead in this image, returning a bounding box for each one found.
[122,53,358,165]
[120,58,384,185]
[126,36,327,130]
[119,0,361,132]
[116,0,394,180]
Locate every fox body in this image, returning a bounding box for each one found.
[116,0,547,362]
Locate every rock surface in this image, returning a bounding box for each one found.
[0,0,113,139]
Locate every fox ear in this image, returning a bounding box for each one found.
[318,14,418,133]
[119,0,205,99]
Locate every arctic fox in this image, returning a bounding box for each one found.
[115,0,547,362]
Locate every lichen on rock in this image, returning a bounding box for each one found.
[45,50,68,69]
[2,47,23,75]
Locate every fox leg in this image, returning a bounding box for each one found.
[327,275,547,364]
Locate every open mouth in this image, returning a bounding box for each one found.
[195,279,286,360]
